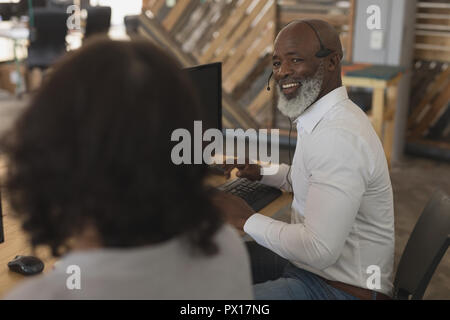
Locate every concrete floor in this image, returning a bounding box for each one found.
[0,90,449,299]
[390,157,450,299]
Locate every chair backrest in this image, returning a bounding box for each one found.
[124,15,140,36]
[393,189,450,299]
[85,6,111,38]
[30,7,68,45]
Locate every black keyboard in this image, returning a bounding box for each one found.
[218,178,282,212]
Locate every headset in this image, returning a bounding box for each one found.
[266,20,334,91]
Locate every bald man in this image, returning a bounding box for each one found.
[217,20,395,300]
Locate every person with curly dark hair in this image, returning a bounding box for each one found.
[2,37,252,300]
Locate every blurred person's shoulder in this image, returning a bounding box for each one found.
[3,224,253,300]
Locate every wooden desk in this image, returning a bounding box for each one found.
[0,213,56,298]
[342,64,404,165]
[0,171,292,298]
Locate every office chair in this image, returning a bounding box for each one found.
[13,0,47,17]
[393,189,450,299]
[47,0,73,9]
[84,6,111,39]
[124,15,140,37]
[0,3,14,20]
[27,7,68,70]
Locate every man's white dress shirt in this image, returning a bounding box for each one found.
[244,86,395,296]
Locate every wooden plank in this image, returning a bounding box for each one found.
[254,100,271,126]
[222,7,274,75]
[148,0,166,15]
[214,0,270,62]
[233,55,272,101]
[222,93,260,129]
[416,24,450,32]
[177,1,229,57]
[162,0,194,31]
[383,85,398,164]
[222,116,233,129]
[138,15,197,66]
[385,85,398,121]
[278,12,348,28]
[415,43,450,51]
[415,48,450,62]
[372,87,385,139]
[415,35,450,48]
[138,14,259,130]
[278,2,347,13]
[410,82,450,138]
[192,0,239,57]
[417,13,450,20]
[199,0,254,64]
[415,30,450,37]
[248,88,271,116]
[417,8,450,16]
[418,2,450,10]
[142,0,159,11]
[175,1,212,42]
[343,76,388,89]
[408,66,450,128]
[410,62,439,107]
[223,23,274,92]
[410,60,429,91]
[169,0,200,37]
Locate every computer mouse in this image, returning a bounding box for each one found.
[7,255,44,276]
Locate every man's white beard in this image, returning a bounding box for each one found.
[276,62,325,119]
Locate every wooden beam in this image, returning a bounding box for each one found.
[146,0,166,15]
[408,67,450,128]
[138,14,259,130]
[162,0,193,31]
[415,48,450,62]
[222,6,274,75]
[410,82,450,138]
[199,0,254,64]
[278,12,348,28]
[223,26,274,92]
[372,87,385,138]
[214,0,269,62]
[248,88,271,116]
[343,76,389,89]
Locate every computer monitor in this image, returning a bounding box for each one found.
[184,62,222,132]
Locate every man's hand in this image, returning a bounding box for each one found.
[221,159,263,181]
[211,190,255,231]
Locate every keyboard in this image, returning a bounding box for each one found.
[218,178,282,212]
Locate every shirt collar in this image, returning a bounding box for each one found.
[294,86,348,134]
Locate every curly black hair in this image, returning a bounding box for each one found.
[1,36,223,257]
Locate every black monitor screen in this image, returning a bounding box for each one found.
[184,62,222,131]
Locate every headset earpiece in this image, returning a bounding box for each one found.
[315,48,333,58]
[303,21,333,58]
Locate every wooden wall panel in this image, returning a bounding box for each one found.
[139,0,276,130]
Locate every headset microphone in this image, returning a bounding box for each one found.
[266,71,273,91]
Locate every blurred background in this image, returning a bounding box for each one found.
[0,0,448,299]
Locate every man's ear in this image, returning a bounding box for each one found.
[327,52,340,71]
